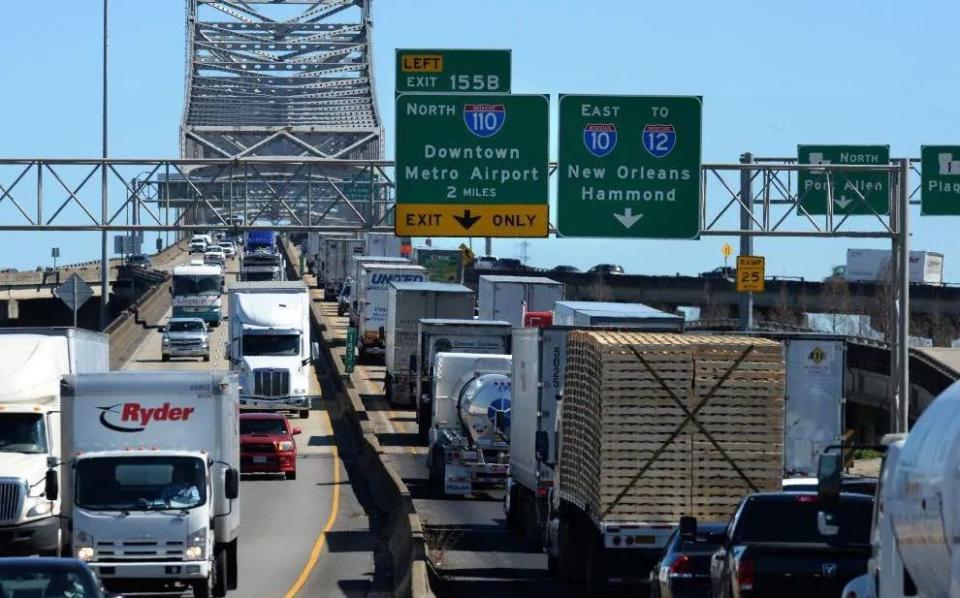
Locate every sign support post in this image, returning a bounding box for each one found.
[889,158,910,433]
[739,152,754,331]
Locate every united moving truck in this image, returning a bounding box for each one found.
[0,328,108,556]
[353,263,427,359]
[384,282,474,405]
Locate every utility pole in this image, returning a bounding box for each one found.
[99,0,110,329]
[738,152,754,330]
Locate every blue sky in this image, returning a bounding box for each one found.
[1,0,957,280]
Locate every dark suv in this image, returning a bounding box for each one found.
[588,263,625,275]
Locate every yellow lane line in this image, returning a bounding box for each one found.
[282,445,340,598]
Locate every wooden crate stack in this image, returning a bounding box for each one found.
[559,331,785,524]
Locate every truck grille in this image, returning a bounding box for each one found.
[0,479,25,524]
[243,442,277,453]
[170,339,203,347]
[254,369,289,397]
[96,540,185,562]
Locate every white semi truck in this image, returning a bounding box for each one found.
[172,263,224,325]
[414,319,513,442]
[51,371,240,598]
[835,380,960,598]
[227,281,319,418]
[426,353,512,496]
[318,237,363,300]
[0,328,108,556]
[353,262,427,360]
[505,302,685,546]
[384,282,475,406]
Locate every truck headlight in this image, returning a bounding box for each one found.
[186,527,207,560]
[293,388,306,396]
[162,338,170,346]
[75,530,95,561]
[277,441,294,452]
[26,500,52,518]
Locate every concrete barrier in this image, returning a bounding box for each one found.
[281,238,433,598]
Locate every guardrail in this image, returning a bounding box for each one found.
[280,238,432,598]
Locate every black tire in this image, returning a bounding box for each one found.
[213,546,228,598]
[192,577,212,598]
[558,519,584,583]
[416,399,431,444]
[299,409,310,419]
[161,355,170,362]
[547,553,559,578]
[203,355,210,363]
[227,540,238,590]
[285,470,297,481]
[583,538,601,598]
[506,484,522,533]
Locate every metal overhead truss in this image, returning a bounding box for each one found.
[181,0,384,226]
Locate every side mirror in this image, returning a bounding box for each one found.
[679,515,697,541]
[311,342,320,363]
[292,427,302,436]
[157,327,165,333]
[225,468,240,500]
[818,452,843,502]
[45,470,59,502]
[535,430,549,461]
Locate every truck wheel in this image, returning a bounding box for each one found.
[227,540,238,590]
[547,554,559,577]
[203,355,210,363]
[162,354,170,362]
[213,547,228,597]
[192,577,212,598]
[558,519,584,583]
[299,409,310,419]
[583,539,602,597]
[417,401,431,444]
[506,484,521,532]
[285,470,297,481]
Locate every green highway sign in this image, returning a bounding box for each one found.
[556,95,702,238]
[797,145,890,215]
[921,145,960,215]
[345,327,357,374]
[396,49,511,94]
[395,93,549,237]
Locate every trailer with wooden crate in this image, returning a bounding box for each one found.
[544,331,785,592]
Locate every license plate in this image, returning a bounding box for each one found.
[253,456,267,464]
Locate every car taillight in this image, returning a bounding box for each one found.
[668,555,692,577]
[796,495,819,503]
[737,557,755,591]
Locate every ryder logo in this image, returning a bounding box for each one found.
[97,402,196,433]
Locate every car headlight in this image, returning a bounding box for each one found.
[162,338,170,345]
[26,500,52,518]
[277,441,295,452]
[186,527,207,561]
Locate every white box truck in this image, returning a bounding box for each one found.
[227,281,319,418]
[319,238,364,300]
[346,256,410,325]
[414,319,513,441]
[478,275,564,326]
[0,328,108,556]
[783,336,845,478]
[354,263,427,360]
[426,353,512,496]
[844,249,944,285]
[384,282,475,406]
[363,232,406,258]
[53,371,240,598]
[505,303,685,546]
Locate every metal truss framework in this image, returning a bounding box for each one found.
[181,0,383,224]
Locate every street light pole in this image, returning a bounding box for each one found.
[99,0,110,330]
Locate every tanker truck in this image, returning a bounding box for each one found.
[830,380,960,598]
[425,353,512,497]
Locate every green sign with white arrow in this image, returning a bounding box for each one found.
[921,145,960,215]
[797,145,890,215]
[556,94,702,238]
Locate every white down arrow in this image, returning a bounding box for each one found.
[613,208,643,228]
[834,195,853,209]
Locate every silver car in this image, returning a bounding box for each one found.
[160,318,210,362]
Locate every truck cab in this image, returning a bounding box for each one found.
[171,264,223,325]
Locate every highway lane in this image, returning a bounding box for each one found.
[120,257,387,597]
[315,302,571,597]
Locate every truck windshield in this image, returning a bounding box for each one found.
[736,497,872,546]
[173,275,220,296]
[240,418,287,435]
[76,456,206,511]
[168,320,205,333]
[0,413,47,454]
[243,334,300,356]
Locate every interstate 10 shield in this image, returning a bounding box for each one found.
[642,123,677,158]
[583,123,618,158]
[463,103,506,138]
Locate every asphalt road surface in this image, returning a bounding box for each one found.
[120,257,388,597]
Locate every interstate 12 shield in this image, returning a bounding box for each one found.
[463,103,506,138]
[583,123,617,158]
[642,123,677,158]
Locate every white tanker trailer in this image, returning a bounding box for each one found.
[425,353,512,497]
[834,380,960,598]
